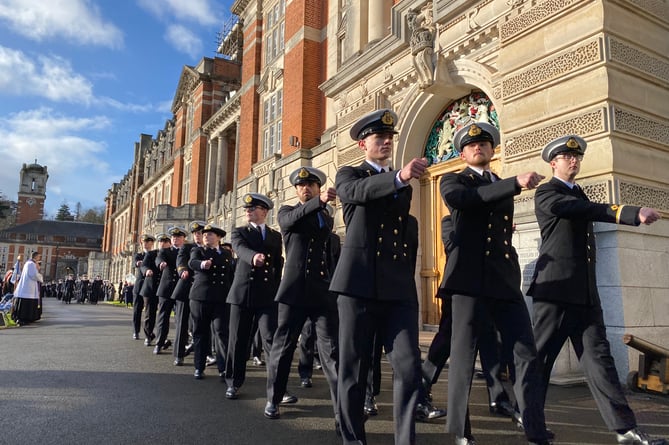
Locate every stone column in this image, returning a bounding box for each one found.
[205,137,218,205]
[368,0,389,43]
[349,0,369,54]
[218,135,228,196]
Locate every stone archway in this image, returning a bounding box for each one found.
[395,60,500,326]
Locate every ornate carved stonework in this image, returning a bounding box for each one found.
[337,100,376,129]
[502,39,602,97]
[505,108,607,158]
[583,181,610,204]
[620,182,669,211]
[500,0,579,41]
[613,107,669,146]
[338,146,363,166]
[609,38,669,84]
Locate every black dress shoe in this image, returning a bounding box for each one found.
[163,339,172,349]
[280,392,298,404]
[364,395,378,416]
[616,427,668,445]
[225,386,239,400]
[264,401,280,419]
[194,369,204,380]
[174,357,184,366]
[144,338,152,346]
[153,345,161,355]
[415,400,447,421]
[184,344,193,357]
[132,332,140,340]
[252,356,265,366]
[206,356,217,367]
[300,378,312,388]
[490,400,522,427]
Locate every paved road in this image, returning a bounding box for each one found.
[2,298,668,445]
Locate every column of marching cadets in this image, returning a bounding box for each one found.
[129,109,666,445]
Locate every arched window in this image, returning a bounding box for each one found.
[424,91,499,165]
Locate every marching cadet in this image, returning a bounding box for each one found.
[439,122,551,445]
[329,109,426,445]
[132,234,154,339]
[153,226,186,355]
[264,167,339,424]
[188,224,234,380]
[141,234,169,346]
[225,193,283,400]
[171,221,206,366]
[528,135,665,445]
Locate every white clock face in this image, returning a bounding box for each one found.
[26,198,35,206]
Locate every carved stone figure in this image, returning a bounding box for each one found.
[407,3,436,89]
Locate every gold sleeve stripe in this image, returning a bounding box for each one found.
[615,205,624,224]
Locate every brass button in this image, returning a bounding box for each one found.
[393,242,397,247]
[504,253,510,259]
[380,224,384,229]
[398,216,402,222]
[393,229,399,235]
[504,215,509,221]
[486,237,491,243]
[504,240,508,245]
[264,278,268,282]
[267,254,271,258]
[485,251,490,256]
[377,251,380,257]
[307,259,311,263]
[393,254,397,260]
[378,237,382,243]
[488,224,492,229]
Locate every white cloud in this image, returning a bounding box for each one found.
[0,0,124,48]
[165,24,203,58]
[0,45,94,104]
[0,108,115,214]
[138,0,221,26]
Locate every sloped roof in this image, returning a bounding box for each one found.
[1,220,104,238]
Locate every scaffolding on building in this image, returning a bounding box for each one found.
[216,14,243,61]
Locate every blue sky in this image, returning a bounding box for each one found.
[0,0,233,217]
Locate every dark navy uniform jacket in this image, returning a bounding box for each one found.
[527,177,641,306]
[329,162,417,302]
[227,225,283,308]
[170,243,197,301]
[274,197,334,306]
[188,246,233,302]
[139,250,160,298]
[155,247,179,299]
[132,252,146,298]
[439,167,522,301]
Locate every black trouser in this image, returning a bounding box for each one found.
[424,296,512,405]
[297,319,318,379]
[142,295,158,340]
[533,300,637,431]
[266,302,339,418]
[190,299,230,373]
[447,294,548,442]
[132,293,144,335]
[337,295,421,445]
[226,304,276,389]
[155,296,174,347]
[173,299,190,359]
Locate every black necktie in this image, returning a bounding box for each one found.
[256,225,263,240]
[482,171,492,183]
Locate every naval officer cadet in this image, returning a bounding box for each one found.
[330,108,427,445]
[439,122,551,445]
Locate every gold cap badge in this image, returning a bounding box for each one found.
[566,137,579,149]
[298,168,309,179]
[381,111,394,125]
[244,194,253,204]
[468,124,482,137]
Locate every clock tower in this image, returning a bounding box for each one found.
[16,160,48,225]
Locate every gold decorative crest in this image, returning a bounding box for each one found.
[468,124,482,137]
[298,168,309,178]
[244,194,253,204]
[204,224,213,230]
[610,205,619,211]
[566,137,579,149]
[381,111,394,125]
[190,222,199,230]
